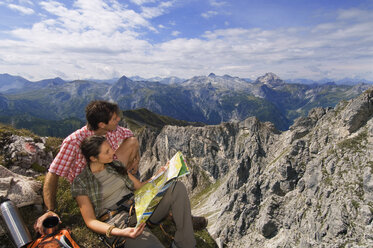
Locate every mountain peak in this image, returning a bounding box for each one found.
[208,73,216,77]
[116,75,135,85]
[119,75,130,80]
[255,72,285,87]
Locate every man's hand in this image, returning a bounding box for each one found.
[34,211,60,235]
[127,152,140,175]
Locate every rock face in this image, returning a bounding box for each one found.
[137,87,373,247]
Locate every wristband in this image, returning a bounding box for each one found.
[106,225,116,238]
[46,209,55,213]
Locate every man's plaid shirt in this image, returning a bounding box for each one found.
[48,125,133,183]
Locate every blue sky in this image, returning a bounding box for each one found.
[0,0,372,81]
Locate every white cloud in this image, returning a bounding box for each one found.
[171,30,180,36]
[201,10,218,19]
[140,1,174,19]
[7,3,34,14]
[130,0,156,6]
[209,0,227,7]
[19,0,34,5]
[0,3,372,81]
[150,9,373,80]
[337,8,373,21]
[37,0,153,34]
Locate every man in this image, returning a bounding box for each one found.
[35,100,140,234]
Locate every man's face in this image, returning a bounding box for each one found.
[104,112,121,131]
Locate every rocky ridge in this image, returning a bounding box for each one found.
[137,87,373,247]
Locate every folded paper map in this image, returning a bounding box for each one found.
[134,151,190,227]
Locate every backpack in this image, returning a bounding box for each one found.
[27,229,80,248]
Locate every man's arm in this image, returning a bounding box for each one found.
[34,172,60,235]
[43,172,59,211]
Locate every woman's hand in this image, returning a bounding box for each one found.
[159,161,169,174]
[118,223,146,239]
[149,161,169,181]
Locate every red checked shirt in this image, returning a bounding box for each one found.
[48,125,134,183]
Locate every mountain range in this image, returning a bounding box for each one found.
[0,72,371,137]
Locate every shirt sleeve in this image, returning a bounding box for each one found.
[71,177,88,198]
[48,139,79,177]
[116,126,134,140]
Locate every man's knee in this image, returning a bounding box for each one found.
[121,136,139,150]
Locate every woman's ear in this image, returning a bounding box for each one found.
[90,155,98,162]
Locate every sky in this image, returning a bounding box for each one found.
[0,0,372,81]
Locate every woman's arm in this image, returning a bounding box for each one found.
[75,195,145,238]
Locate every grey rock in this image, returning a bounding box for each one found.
[0,165,42,207]
[341,88,373,133]
[136,86,373,247]
[1,135,53,176]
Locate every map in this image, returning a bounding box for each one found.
[134,151,190,226]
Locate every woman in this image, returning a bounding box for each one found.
[71,135,196,248]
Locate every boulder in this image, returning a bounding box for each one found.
[0,165,42,208]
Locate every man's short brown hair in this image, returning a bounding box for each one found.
[85,100,120,130]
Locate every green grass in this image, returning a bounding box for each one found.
[191,178,224,208]
[0,123,38,139]
[351,200,360,210]
[122,108,204,133]
[31,162,47,173]
[268,147,290,167]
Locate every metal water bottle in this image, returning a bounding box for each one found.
[0,197,32,248]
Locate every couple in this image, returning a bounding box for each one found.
[35,100,206,248]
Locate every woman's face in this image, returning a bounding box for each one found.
[95,141,115,164]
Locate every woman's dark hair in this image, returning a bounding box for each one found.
[80,135,107,164]
[85,100,120,130]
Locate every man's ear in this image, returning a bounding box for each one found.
[97,122,106,129]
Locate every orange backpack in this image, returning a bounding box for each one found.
[27,229,80,248]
